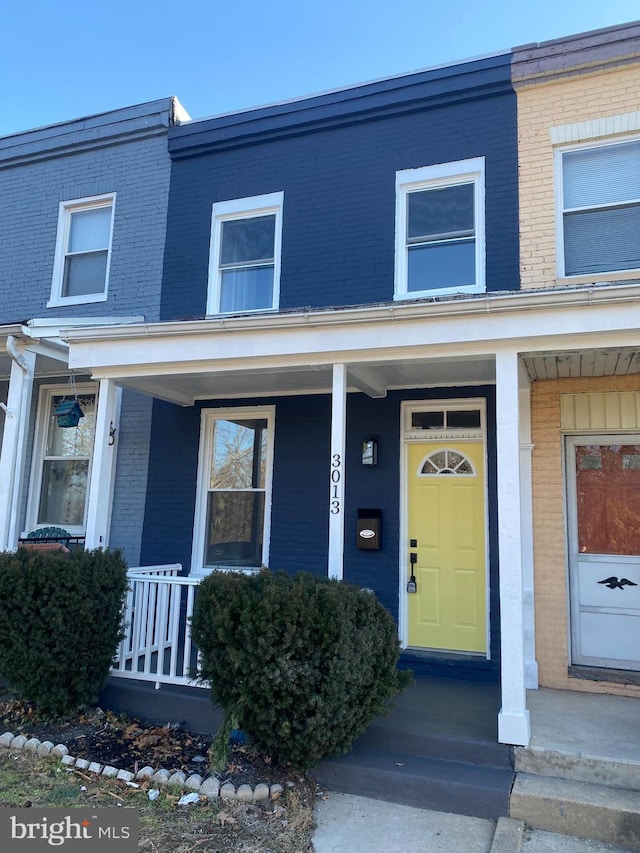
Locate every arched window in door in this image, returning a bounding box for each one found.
[418,448,475,477]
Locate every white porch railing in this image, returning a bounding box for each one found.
[111,564,207,689]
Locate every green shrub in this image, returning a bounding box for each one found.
[191,569,412,771]
[0,548,129,716]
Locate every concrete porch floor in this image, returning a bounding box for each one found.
[523,686,640,770]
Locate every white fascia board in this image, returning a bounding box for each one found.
[0,324,25,340]
[25,316,145,335]
[65,285,640,376]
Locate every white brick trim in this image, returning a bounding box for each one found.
[550,111,640,145]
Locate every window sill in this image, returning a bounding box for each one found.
[568,664,640,686]
[205,307,279,319]
[394,284,485,300]
[47,293,108,308]
[556,270,640,286]
[189,565,261,578]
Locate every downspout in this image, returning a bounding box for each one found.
[0,335,33,551]
[6,335,29,371]
[1,336,28,418]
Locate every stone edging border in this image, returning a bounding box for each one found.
[0,731,284,802]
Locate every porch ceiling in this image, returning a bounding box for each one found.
[0,349,70,383]
[113,346,640,405]
[522,348,640,381]
[115,355,498,404]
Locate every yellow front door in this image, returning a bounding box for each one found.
[407,441,487,653]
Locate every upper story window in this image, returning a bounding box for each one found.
[557,138,640,277]
[49,194,115,306]
[395,158,485,299]
[207,192,283,315]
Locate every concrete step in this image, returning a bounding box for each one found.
[313,745,514,819]
[359,717,513,770]
[515,745,640,792]
[510,773,640,849]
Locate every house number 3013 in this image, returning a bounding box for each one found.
[330,453,342,514]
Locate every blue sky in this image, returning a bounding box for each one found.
[3,0,639,137]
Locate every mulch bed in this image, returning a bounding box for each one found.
[0,698,299,790]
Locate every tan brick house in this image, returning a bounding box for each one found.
[513,22,640,699]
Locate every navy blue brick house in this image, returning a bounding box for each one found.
[67,52,534,745]
[149,52,518,665]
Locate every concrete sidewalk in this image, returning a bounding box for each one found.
[312,793,636,852]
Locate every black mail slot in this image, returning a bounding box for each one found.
[356,508,382,550]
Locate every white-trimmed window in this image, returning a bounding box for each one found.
[207,192,283,314]
[556,138,640,277]
[25,384,98,534]
[192,406,275,575]
[49,194,115,306]
[395,158,485,299]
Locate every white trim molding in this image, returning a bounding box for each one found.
[24,381,99,538]
[554,135,640,280]
[395,157,485,300]
[48,193,115,307]
[207,191,284,316]
[190,404,275,577]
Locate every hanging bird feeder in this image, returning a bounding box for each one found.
[54,375,85,428]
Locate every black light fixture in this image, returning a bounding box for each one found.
[361,436,378,466]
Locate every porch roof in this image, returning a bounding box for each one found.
[62,283,640,405]
[0,316,144,383]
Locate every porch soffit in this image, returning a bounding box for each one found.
[108,356,499,405]
[522,349,640,381]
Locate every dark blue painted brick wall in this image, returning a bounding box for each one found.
[142,385,498,657]
[268,395,331,578]
[161,92,518,320]
[141,399,201,570]
[141,394,331,575]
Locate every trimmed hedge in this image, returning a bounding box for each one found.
[0,548,128,716]
[191,569,412,771]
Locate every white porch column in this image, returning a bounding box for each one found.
[519,364,538,689]
[0,345,35,550]
[84,378,122,549]
[328,363,347,580]
[496,350,531,746]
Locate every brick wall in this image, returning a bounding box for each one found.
[161,91,519,319]
[141,385,499,657]
[531,374,640,696]
[517,65,640,290]
[0,134,171,322]
[109,390,154,566]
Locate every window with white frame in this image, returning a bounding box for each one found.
[192,407,275,573]
[49,195,115,305]
[395,158,485,298]
[207,192,283,315]
[26,385,97,533]
[557,138,640,277]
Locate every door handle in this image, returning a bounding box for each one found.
[407,552,418,593]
